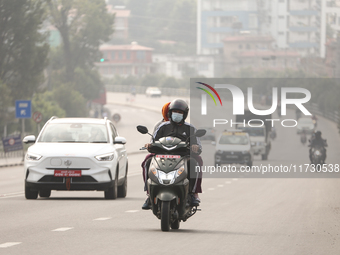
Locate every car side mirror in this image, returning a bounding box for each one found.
[114,136,126,144]
[23,135,36,144]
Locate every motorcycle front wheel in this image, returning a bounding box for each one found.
[161,201,170,231]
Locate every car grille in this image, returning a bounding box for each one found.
[38,175,97,183]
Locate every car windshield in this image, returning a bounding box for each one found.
[239,127,265,137]
[38,123,108,143]
[219,135,249,145]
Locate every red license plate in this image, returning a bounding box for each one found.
[156,155,180,159]
[54,170,82,177]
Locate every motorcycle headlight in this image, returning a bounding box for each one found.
[152,164,185,185]
[26,152,42,161]
[95,152,114,161]
[315,150,321,156]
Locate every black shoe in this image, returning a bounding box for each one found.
[189,194,200,206]
[142,197,151,210]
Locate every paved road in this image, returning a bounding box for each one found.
[1,97,340,254]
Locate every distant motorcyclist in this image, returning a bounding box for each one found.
[144,99,202,208]
[312,115,318,128]
[309,131,327,163]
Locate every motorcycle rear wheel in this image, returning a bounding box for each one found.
[161,201,170,231]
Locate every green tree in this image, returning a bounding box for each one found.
[0,80,13,134]
[47,0,114,82]
[0,0,49,100]
[30,92,66,135]
[52,84,87,117]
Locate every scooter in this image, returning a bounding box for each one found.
[310,146,325,171]
[137,125,205,231]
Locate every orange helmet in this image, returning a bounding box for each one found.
[162,102,171,121]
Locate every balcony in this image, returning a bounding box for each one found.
[289,26,318,32]
[289,10,318,16]
[289,41,319,48]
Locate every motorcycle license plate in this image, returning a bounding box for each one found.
[54,170,82,177]
[156,155,180,159]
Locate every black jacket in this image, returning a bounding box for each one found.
[153,121,201,149]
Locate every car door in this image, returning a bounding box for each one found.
[110,123,127,180]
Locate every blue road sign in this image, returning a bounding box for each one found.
[2,134,23,153]
[15,100,31,119]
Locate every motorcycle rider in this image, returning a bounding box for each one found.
[143,99,202,209]
[309,131,327,163]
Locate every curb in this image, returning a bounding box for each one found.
[0,161,24,168]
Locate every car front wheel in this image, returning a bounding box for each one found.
[105,170,118,199]
[25,184,38,199]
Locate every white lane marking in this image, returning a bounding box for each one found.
[225,181,231,184]
[126,210,139,213]
[232,178,238,181]
[0,192,24,199]
[128,172,142,177]
[52,227,73,232]
[207,188,215,191]
[217,185,224,187]
[0,242,21,248]
[93,217,111,221]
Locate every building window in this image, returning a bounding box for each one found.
[111,51,115,60]
[279,15,285,19]
[246,44,250,49]
[126,51,130,59]
[239,44,243,49]
[118,51,123,60]
[279,32,285,35]
[102,51,108,60]
[136,51,145,60]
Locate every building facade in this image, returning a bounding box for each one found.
[96,42,153,77]
[197,0,327,57]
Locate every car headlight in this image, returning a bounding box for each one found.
[242,151,249,154]
[26,152,42,161]
[95,152,114,161]
[251,142,256,146]
[216,150,223,154]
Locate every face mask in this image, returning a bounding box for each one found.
[171,112,183,123]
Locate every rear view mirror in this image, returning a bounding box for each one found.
[137,125,148,134]
[195,129,206,138]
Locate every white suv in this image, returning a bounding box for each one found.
[23,117,128,200]
[145,87,162,97]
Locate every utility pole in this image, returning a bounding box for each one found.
[336,32,340,78]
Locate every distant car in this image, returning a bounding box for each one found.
[297,117,315,134]
[214,130,253,167]
[237,125,269,160]
[199,127,216,141]
[145,87,161,97]
[23,117,128,200]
